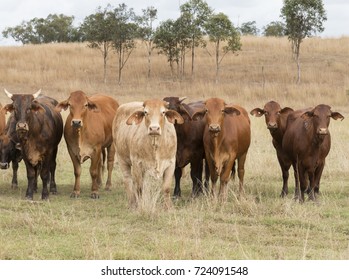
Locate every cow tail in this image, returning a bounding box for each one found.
[101,148,106,175]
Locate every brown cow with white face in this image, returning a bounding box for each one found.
[192,98,251,201]
[282,104,344,202]
[250,101,295,197]
[113,99,184,209]
[56,90,119,199]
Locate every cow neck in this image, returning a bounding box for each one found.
[270,128,283,145]
[209,126,225,175]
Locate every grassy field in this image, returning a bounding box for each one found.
[0,36,348,260]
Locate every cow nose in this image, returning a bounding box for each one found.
[149,125,161,135]
[72,119,83,128]
[209,124,221,133]
[267,122,278,130]
[0,162,9,169]
[318,128,328,135]
[16,122,29,131]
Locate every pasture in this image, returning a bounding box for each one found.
[0,36,348,260]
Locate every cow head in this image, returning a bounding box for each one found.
[56,90,99,128]
[126,99,184,136]
[250,101,294,131]
[163,96,191,122]
[3,89,44,139]
[192,98,240,136]
[0,134,21,169]
[301,104,344,137]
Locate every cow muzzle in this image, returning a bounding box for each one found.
[148,125,161,136]
[16,122,29,132]
[317,128,328,135]
[209,124,221,133]
[0,162,10,169]
[71,119,83,128]
[267,122,278,130]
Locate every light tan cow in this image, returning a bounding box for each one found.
[112,99,184,209]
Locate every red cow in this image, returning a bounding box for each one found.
[56,90,119,199]
[250,101,295,197]
[192,98,251,201]
[282,104,344,202]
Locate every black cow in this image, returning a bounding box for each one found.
[3,89,63,200]
[163,97,209,197]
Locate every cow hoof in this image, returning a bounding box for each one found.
[42,195,49,200]
[91,193,99,199]
[25,196,33,201]
[11,184,19,189]
[70,193,79,198]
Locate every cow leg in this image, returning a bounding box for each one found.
[314,162,325,196]
[190,157,204,198]
[105,144,115,191]
[307,170,316,201]
[237,153,247,198]
[24,161,36,200]
[40,160,51,200]
[49,147,58,194]
[90,151,101,199]
[11,160,19,189]
[68,148,81,198]
[277,151,291,198]
[173,166,182,198]
[162,164,175,209]
[131,164,144,206]
[204,158,210,195]
[207,159,218,198]
[292,162,300,201]
[219,160,235,202]
[298,165,307,203]
[118,159,136,208]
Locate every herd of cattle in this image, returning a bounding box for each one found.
[0,90,344,208]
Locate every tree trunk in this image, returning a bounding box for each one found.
[191,37,195,77]
[147,42,151,79]
[215,40,220,84]
[103,43,107,84]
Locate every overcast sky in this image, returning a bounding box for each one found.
[1,0,348,45]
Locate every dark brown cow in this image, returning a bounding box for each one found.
[3,89,63,200]
[56,90,119,199]
[250,101,295,197]
[282,104,344,202]
[163,96,209,197]
[0,113,22,188]
[192,98,251,201]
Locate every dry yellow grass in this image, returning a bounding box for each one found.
[0,36,348,260]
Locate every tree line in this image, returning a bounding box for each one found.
[2,0,326,84]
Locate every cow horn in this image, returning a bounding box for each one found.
[4,88,13,99]
[179,97,187,103]
[32,89,42,99]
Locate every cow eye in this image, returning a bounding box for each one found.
[264,112,269,116]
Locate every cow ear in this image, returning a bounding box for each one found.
[178,105,192,121]
[55,100,69,112]
[3,104,14,114]
[250,108,265,117]
[126,111,145,125]
[31,100,46,114]
[87,100,100,112]
[301,111,314,120]
[165,110,184,124]
[280,107,294,114]
[331,112,344,121]
[192,109,206,121]
[224,106,240,116]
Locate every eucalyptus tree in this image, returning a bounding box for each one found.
[80,5,115,83]
[281,0,327,83]
[109,3,138,85]
[205,12,241,83]
[136,6,158,79]
[179,0,213,76]
[154,19,180,78]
